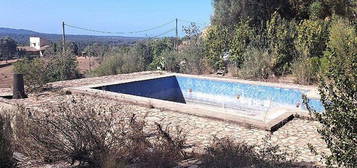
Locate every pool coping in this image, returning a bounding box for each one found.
[66,73,315,131]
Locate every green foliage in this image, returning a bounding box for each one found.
[14,58,48,91]
[161,50,180,73]
[309,1,325,20]
[148,38,175,70]
[83,43,109,58]
[0,37,17,61]
[229,20,255,68]
[158,24,207,74]
[289,0,318,20]
[239,47,272,79]
[66,42,79,55]
[295,19,329,59]
[178,40,207,74]
[266,12,297,75]
[45,42,80,56]
[307,18,357,167]
[289,0,356,20]
[211,0,241,26]
[14,52,80,92]
[178,24,207,74]
[46,55,79,82]
[292,19,329,84]
[292,57,321,84]
[92,45,147,76]
[203,25,229,70]
[0,114,16,168]
[323,0,356,19]
[211,0,291,26]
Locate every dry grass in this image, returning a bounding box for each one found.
[13,96,191,168]
[0,113,16,167]
[200,136,298,168]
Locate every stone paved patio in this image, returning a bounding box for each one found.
[0,71,330,166]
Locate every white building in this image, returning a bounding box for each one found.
[18,37,49,56]
[29,37,49,50]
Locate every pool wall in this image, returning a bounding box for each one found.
[97,76,186,103]
[95,76,324,113]
[70,73,324,131]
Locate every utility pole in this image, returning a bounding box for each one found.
[175,18,178,39]
[62,21,66,53]
[175,18,178,51]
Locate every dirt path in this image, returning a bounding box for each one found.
[0,60,16,88]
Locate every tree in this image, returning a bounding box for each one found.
[307,18,357,167]
[45,42,79,56]
[67,42,79,55]
[229,20,255,68]
[0,37,17,62]
[294,19,329,59]
[83,43,109,58]
[211,0,292,27]
[266,12,297,75]
[148,38,175,70]
[178,23,206,74]
[203,25,229,71]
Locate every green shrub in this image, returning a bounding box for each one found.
[92,46,147,76]
[160,39,207,75]
[148,38,175,70]
[178,41,207,74]
[266,12,297,75]
[0,114,16,168]
[229,20,255,68]
[14,53,80,92]
[203,25,229,71]
[292,57,321,84]
[46,56,80,82]
[295,19,329,59]
[14,58,48,92]
[306,18,357,167]
[200,136,296,168]
[309,1,326,20]
[239,47,272,79]
[160,50,180,72]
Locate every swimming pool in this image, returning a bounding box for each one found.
[94,75,324,114]
[70,74,323,130]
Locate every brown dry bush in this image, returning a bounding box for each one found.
[200,136,297,168]
[0,113,16,168]
[13,96,191,168]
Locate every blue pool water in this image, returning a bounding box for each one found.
[95,76,324,113]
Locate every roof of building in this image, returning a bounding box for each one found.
[17,45,49,52]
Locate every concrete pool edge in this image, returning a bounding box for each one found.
[66,73,319,131]
[76,73,320,100]
[67,87,296,131]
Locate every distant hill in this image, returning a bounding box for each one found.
[0,27,39,35]
[0,27,143,46]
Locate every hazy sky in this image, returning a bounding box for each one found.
[0,0,213,37]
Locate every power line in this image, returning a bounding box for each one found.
[127,19,175,34]
[64,19,175,35]
[178,19,209,26]
[63,18,209,38]
[65,24,125,34]
[151,28,176,38]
